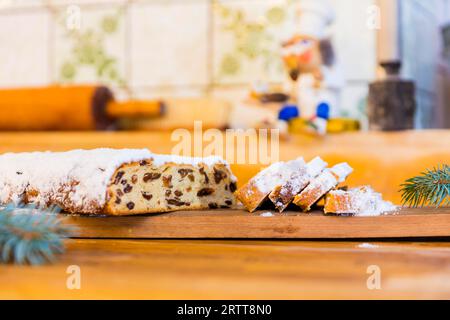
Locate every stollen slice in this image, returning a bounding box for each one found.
[268,157,327,212]
[324,186,397,216]
[293,162,353,212]
[235,157,306,212]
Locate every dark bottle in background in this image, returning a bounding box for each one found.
[367,61,416,131]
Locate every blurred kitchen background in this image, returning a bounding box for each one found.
[0,0,449,132]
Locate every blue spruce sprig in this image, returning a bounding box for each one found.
[400,164,449,208]
[0,203,73,265]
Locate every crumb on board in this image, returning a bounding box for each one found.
[357,242,380,249]
[260,212,274,217]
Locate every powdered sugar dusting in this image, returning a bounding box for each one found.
[253,158,305,193]
[151,154,236,181]
[152,154,229,169]
[0,148,234,213]
[304,170,338,195]
[270,156,328,210]
[328,186,397,216]
[330,162,353,182]
[278,166,308,196]
[306,157,328,177]
[309,162,353,193]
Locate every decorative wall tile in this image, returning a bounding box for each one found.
[1,0,443,126]
[47,0,128,7]
[0,10,50,87]
[129,0,209,87]
[52,4,127,87]
[124,86,207,101]
[0,0,44,10]
[213,0,299,85]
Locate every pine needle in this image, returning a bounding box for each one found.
[400,164,450,208]
[0,203,73,265]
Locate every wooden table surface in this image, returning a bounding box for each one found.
[66,208,450,239]
[0,130,449,299]
[1,239,450,299]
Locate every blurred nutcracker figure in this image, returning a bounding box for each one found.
[282,0,344,125]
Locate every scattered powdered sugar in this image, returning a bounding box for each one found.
[357,242,380,249]
[328,186,397,216]
[0,148,234,213]
[253,158,305,193]
[260,211,274,217]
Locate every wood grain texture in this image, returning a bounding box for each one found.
[65,207,450,239]
[1,239,450,299]
[1,131,448,299]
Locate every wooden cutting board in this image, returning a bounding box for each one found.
[64,207,450,239]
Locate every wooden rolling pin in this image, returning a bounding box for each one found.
[0,85,165,130]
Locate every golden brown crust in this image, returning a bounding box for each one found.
[292,187,324,211]
[293,171,342,212]
[234,183,269,213]
[21,180,103,214]
[267,185,286,211]
[323,192,351,214]
[268,179,309,212]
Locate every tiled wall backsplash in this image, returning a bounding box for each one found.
[0,0,377,118]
